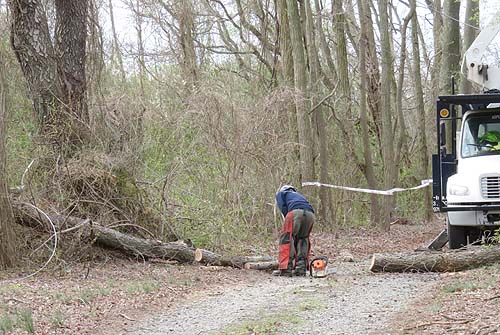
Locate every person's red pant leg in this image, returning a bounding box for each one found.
[278,212,294,270]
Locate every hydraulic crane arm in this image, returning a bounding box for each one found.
[464,23,500,90]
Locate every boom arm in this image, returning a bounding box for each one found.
[464,24,500,90]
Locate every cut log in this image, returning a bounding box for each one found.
[370,246,500,273]
[13,203,273,268]
[195,249,274,268]
[244,261,278,270]
[194,248,203,262]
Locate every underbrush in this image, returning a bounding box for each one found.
[4,72,435,269]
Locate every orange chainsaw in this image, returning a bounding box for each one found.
[309,256,328,278]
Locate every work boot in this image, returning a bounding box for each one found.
[293,268,307,277]
[272,269,293,277]
[295,259,307,277]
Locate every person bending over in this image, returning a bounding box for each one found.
[273,185,315,277]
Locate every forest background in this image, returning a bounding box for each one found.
[1,0,500,269]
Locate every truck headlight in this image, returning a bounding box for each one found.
[448,184,469,196]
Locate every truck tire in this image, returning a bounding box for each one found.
[448,222,467,249]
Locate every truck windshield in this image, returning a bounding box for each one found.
[462,113,500,158]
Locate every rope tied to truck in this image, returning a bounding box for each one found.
[302,180,432,196]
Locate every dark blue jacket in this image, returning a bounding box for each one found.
[276,190,314,217]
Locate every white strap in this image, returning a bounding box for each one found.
[302,179,432,196]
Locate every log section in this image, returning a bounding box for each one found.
[370,246,500,273]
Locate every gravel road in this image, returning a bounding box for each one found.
[122,261,438,335]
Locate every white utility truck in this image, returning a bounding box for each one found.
[433,23,500,249]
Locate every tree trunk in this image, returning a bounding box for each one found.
[14,203,273,268]
[277,0,300,184]
[304,0,331,224]
[286,0,315,187]
[410,0,431,221]
[9,0,89,150]
[133,0,146,99]
[378,0,394,230]
[459,0,479,94]
[54,0,89,148]
[177,0,198,93]
[332,0,359,163]
[425,0,443,100]
[8,0,60,141]
[362,0,382,147]
[313,0,336,89]
[370,246,500,273]
[358,0,380,227]
[0,51,16,269]
[277,0,294,86]
[439,0,461,94]
[108,0,126,83]
[333,0,351,119]
[393,8,413,176]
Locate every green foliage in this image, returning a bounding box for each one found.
[219,313,302,335]
[0,0,450,269]
[98,285,112,296]
[0,307,35,333]
[51,309,65,329]
[492,228,500,244]
[0,314,14,332]
[16,308,35,333]
[54,292,72,304]
[141,280,161,293]
[298,298,325,311]
[442,280,479,293]
[80,288,97,304]
[1,20,35,186]
[0,283,22,295]
[126,280,160,295]
[5,108,34,185]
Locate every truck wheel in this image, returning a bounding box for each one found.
[448,222,467,249]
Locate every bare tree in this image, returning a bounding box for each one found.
[358,0,380,226]
[393,5,413,201]
[8,0,89,150]
[424,0,443,101]
[378,0,394,230]
[459,0,479,94]
[177,0,198,92]
[313,0,336,89]
[285,0,314,186]
[410,0,431,221]
[0,51,15,269]
[54,0,89,145]
[362,0,382,146]
[305,0,331,223]
[8,0,60,142]
[108,0,126,82]
[439,0,461,93]
[333,0,351,119]
[133,0,146,98]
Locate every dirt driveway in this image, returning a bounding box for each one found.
[8,219,499,335]
[122,261,438,335]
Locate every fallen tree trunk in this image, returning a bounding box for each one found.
[14,203,273,268]
[370,246,500,273]
[244,261,278,270]
[194,248,274,268]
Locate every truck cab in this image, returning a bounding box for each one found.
[433,93,500,248]
[432,22,500,249]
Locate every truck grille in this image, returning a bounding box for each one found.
[481,176,500,199]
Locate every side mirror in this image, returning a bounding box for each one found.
[440,122,447,146]
[440,122,447,157]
